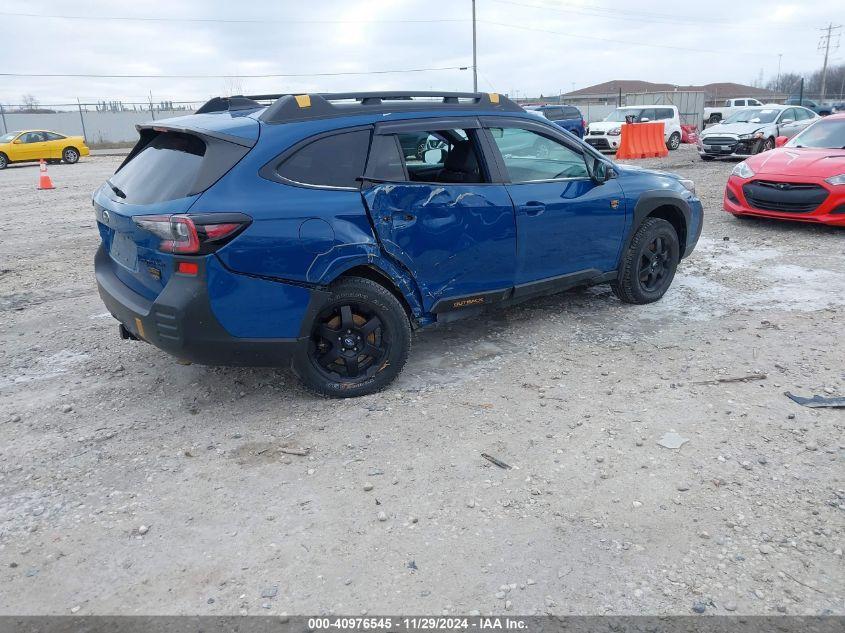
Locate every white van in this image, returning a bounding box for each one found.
[584,105,683,152]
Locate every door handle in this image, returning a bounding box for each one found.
[391,212,416,225]
[519,202,546,216]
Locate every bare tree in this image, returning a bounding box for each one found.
[222,77,245,96]
[20,94,39,111]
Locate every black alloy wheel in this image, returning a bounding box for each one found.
[638,235,672,292]
[312,303,388,381]
[292,277,411,397]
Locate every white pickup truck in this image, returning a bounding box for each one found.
[703,98,764,125]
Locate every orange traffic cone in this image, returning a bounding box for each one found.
[37,159,55,190]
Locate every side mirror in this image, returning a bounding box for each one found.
[640,117,650,122]
[775,136,788,147]
[12,138,21,144]
[780,118,794,124]
[592,160,613,184]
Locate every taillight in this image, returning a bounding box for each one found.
[133,213,250,254]
[582,118,587,129]
[134,215,199,253]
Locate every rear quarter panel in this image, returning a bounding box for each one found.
[197,116,381,285]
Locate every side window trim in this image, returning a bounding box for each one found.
[362,133,409,183]
[374,116,482,135]
[259,125,373,191]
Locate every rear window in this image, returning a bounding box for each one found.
[276,130,371,188]
[110,131,248,204]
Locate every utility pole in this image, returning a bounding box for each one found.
[776,53,782,93]
[76,97,88,144]
[471,0,478,93]
[818,22,841,103]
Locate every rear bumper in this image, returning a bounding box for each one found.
[95,244,317,366]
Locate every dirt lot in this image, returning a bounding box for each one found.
[0,146,843,616]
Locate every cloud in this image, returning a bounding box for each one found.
[0,0,837,106]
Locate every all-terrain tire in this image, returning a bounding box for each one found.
[291,277,412,398]
[611,217,680,304]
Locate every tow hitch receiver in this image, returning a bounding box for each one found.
[118,324,138,341]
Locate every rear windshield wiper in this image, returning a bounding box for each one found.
[107,179,126,199]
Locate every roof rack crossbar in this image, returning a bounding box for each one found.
[256,91,521,124]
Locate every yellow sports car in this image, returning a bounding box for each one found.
[0,129,90,169]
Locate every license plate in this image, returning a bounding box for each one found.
[110,233,138,271]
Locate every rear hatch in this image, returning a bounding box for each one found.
[94,114,257,301]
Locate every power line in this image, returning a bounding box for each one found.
[0,66,468,79]
[0,10,468,25]
[480,20,795,57]
[490,0,816,31]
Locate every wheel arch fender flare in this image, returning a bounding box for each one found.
[317,255,427,322]
[628,191,692,258]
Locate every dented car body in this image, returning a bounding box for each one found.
[93,92,702,396]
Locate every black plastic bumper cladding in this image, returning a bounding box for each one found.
[94,245,314,367]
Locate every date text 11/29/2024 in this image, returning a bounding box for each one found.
[307,617,528,630]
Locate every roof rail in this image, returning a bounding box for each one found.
[257,91,521,124]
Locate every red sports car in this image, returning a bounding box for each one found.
[723,112,845,226]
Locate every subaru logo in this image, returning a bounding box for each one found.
[776,183,790,190]
[102,210,110,224]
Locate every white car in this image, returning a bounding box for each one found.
[584,105,683,152]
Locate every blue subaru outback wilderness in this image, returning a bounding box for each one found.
[94,91,702,397]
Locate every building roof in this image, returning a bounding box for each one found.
[565,80,777,98]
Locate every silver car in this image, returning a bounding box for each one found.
[698,104,819,160]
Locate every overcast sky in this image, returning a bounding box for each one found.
[1,0,842,106]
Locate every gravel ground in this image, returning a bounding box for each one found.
[0,146,843,616]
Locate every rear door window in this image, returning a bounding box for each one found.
[638,108,657,121]
[375,128,488,184]
[656,108,675,120]
[276,129,371,188]
[544,108,565,121]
